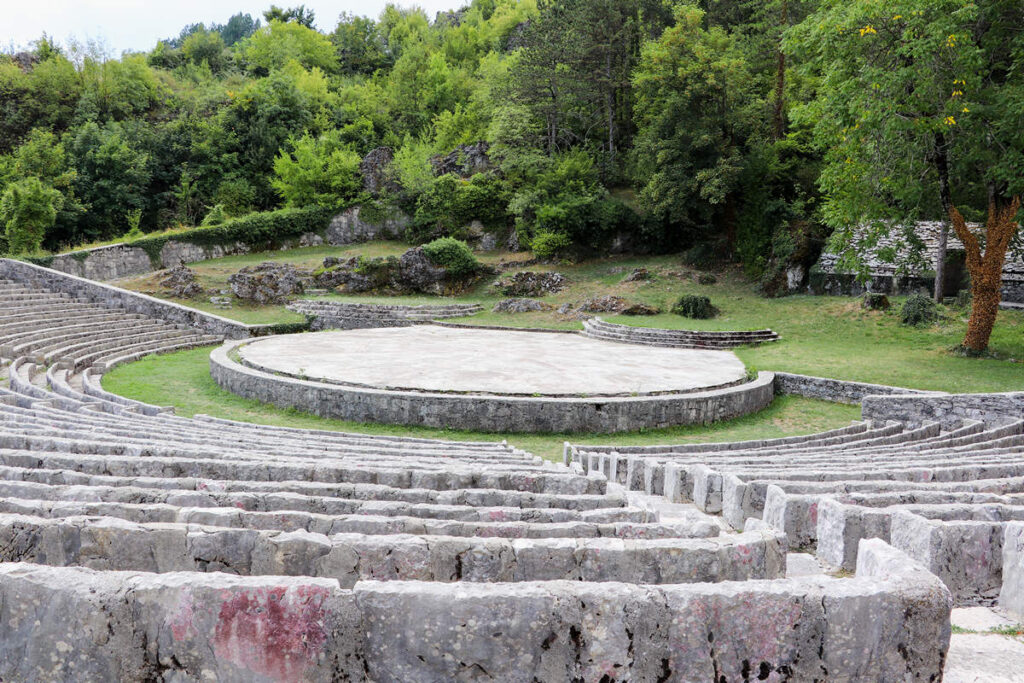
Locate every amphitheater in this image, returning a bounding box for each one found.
[0,256,1021,681]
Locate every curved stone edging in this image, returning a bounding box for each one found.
[210,340,775,434]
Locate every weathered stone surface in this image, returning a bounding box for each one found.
[862,292,892,310]
[580,295,629,314]
[229,262,309,304]
[1000,522,1024,619]
[621,267,652,283]
[430,142,491,177]
[863,390,1024,429]
[359,146,397,196]
[159,264,204,299]
[621,302,660,316]
[319,247,484,296]
[492,298,550,314]
[325,205,411,245]
[774,371,939,405]
[496,271,567,297]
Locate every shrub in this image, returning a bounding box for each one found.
[0,178,62,255]
[530,230,573,260]
[900,292,939,327]
[861,293,891,311]
[954,288,972,309]
[123,209,144,240]
[201,205,228,227]
[672,295,718,319]
[422,237,479,279]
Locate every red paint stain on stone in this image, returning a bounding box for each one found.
[213,585,329,682]
[168,591,196,642]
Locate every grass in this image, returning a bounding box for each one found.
[114,246,1024,394]
[103,346,861,461]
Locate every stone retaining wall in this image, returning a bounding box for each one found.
[862,390,1024,428]
[36,206,409,281]
[0,258,268,339]
[774,371,939,405]
[0,539,951,682]
[211,340,776,434]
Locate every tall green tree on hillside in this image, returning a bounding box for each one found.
[0,177,62,255]
[632,5,761,248]
[790,0,1024,353]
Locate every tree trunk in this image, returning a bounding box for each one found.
[933,221,948,302]
[949,195,1021,353]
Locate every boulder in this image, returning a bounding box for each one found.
[580,296,629,314]
[229,262,310,305]
[497,271,567,297]
[862,293,892,311]
[621,303,660,316]
[430,142,491,178]
[159,264,203,299]
[492,298,550,314]
[621,268,651,283]
[314,248,484,296]
[359,147,398,196]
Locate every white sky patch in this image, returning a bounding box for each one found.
[2,0,465,55]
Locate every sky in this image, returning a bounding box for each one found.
[3,0,464,55]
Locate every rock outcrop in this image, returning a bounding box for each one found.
[229,262,309,304]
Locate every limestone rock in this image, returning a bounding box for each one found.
[492,298,550,314]
[497,271,567,297]
[359,147,398,196]
[621,268,651,283]
[159,264,204,299]
[862,293,892,311]
[229,262,310,305]
[430,142,491,177]
[580,296,629,314]
[621,302,660,316]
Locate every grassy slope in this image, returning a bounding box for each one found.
[103,346,860,461]
[102,244,1024,460]
[114,245,1024,392]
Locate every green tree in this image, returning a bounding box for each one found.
[0,177,62,254]
[263,5,316,28]
[632,5,761,248]
[70,122,151,242]
[237,20,338,74]
[272,130,362,208]
[790,0,1024,352]
[331,13,392,75]
[181,29,226,72]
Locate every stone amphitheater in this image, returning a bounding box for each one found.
[0,257,1022,680]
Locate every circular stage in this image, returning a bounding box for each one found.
[237,326,747,397]
[212,325,774,433]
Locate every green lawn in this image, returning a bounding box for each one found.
[103,346,861,461]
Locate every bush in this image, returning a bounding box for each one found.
[201,205,228,227]
[954,288,972,309]
[422,237,480,279]
[530,230,573,260]
[900,292,939,327]
[672,295,718,319]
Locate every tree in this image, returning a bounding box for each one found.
[69,122,151,242]
[237,20,338,74]
[181,29,226,72]
[0,177,62,254]
[218,13,261,46]
[790,0,1024,353]
[263,5,316,28]
[331,13,392,75]
[272,131,362,208]
[632,5,761,247]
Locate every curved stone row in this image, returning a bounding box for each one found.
[288,299,483,330]
[571,415,1024,607]
[582,317,780,349]
[0,279,221,372]
[0,272,951,680]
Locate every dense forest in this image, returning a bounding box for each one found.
[1,0,1021,328]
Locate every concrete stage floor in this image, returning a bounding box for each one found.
[238,325,748,397]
